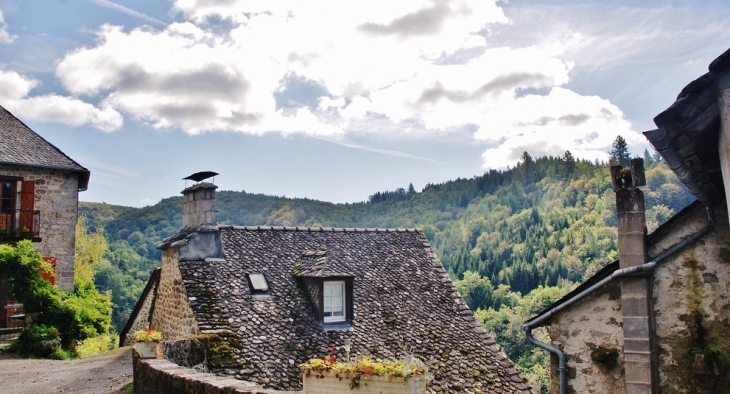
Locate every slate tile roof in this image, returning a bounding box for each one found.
[176,226,532,393]
[0,104,90,189]
[649,47,730,204]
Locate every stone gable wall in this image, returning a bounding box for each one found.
[548,281,624,394]
[151,248,199,340]
[0,164,79,291]
[123,279,158,346]
[547,202,730,394]
[650,202,730,393]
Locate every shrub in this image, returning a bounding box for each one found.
[75,334,119,358]
[15,324,61,357]
[0,241,113,351]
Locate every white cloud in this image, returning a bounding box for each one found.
[477,87,641,168]
[46,0,730,168]
[0,11,16,44]
[0,68,123,131]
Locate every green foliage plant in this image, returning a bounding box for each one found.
[692,347,730,362]
[75,333,119,358]
[14,324,61,357]
[0,241,112,353]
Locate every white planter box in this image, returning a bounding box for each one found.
[134,342,159,359]
[303,374,428,394]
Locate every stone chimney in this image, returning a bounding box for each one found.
[611,158,656,394]
[181,182,218,228]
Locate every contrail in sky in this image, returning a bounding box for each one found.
[85,0,167,27]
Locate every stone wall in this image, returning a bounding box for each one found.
[548,281,623,394]
[133,349,289,394]
[650,202,730,393]
[547,202,730,394]
[0,164,79,291]
[151,248,199,340]
[123,274,159,346]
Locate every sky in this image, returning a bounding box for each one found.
[0,0,728,207]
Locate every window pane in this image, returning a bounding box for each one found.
[323,281,346,322]
[248,273,269,292]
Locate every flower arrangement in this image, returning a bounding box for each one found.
[300,349,430,389]
[133,327,162,343]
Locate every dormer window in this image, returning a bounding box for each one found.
[323,281,345,322]
[295,250,354,327]
[247,273,270,295]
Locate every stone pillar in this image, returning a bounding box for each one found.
[612,159,656,394]
[181,182,218,228]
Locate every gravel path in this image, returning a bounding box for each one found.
[0,347,133,394]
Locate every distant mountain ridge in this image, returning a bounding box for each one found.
[80,152,692,333]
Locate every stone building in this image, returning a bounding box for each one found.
[0,105,90,328]
[523,49,730,393]
[123,181,532,393]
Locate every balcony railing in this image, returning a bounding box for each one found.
[0,209,41,239]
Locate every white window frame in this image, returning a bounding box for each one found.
[323,281,346,323]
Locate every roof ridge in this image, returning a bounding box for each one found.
[220,225,422,233]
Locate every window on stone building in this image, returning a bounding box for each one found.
[0,178,18,234]
[323,281,346,323]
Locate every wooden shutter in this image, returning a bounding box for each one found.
[19,180,35,233]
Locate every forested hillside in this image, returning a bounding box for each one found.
[81,149,691,392]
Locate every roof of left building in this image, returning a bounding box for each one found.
[0,104,90,190]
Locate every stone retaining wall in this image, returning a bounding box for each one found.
[133,349,293,394]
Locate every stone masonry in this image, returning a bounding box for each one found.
[150,248,200,340]
[545,201,730,394]
[0,163,80,291]
[122,269,160,346]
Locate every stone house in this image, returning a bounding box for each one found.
[0,104,90,328]
[523,49,730,394]
[123,182,532,393]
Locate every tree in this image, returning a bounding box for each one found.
[407,183,416,195]
[643,148,654,167]
[563,151,575,177]
[75,216,108,283]
[520,151,534,183]
[609,135,630,167]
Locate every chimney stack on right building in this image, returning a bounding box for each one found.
[612,158,657,394]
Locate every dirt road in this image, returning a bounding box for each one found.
[0,347,133,394]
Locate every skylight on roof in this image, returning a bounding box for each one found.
[248,273,269,293]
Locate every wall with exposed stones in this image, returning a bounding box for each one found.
[0,164,79,291]
[650,202,730,393]
[133,349,289,394]
[546,202,730,394]
[122,275,159,346]
[151,248,199,340]
[548,281,623,394]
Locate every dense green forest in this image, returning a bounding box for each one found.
[81,147,691,392]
